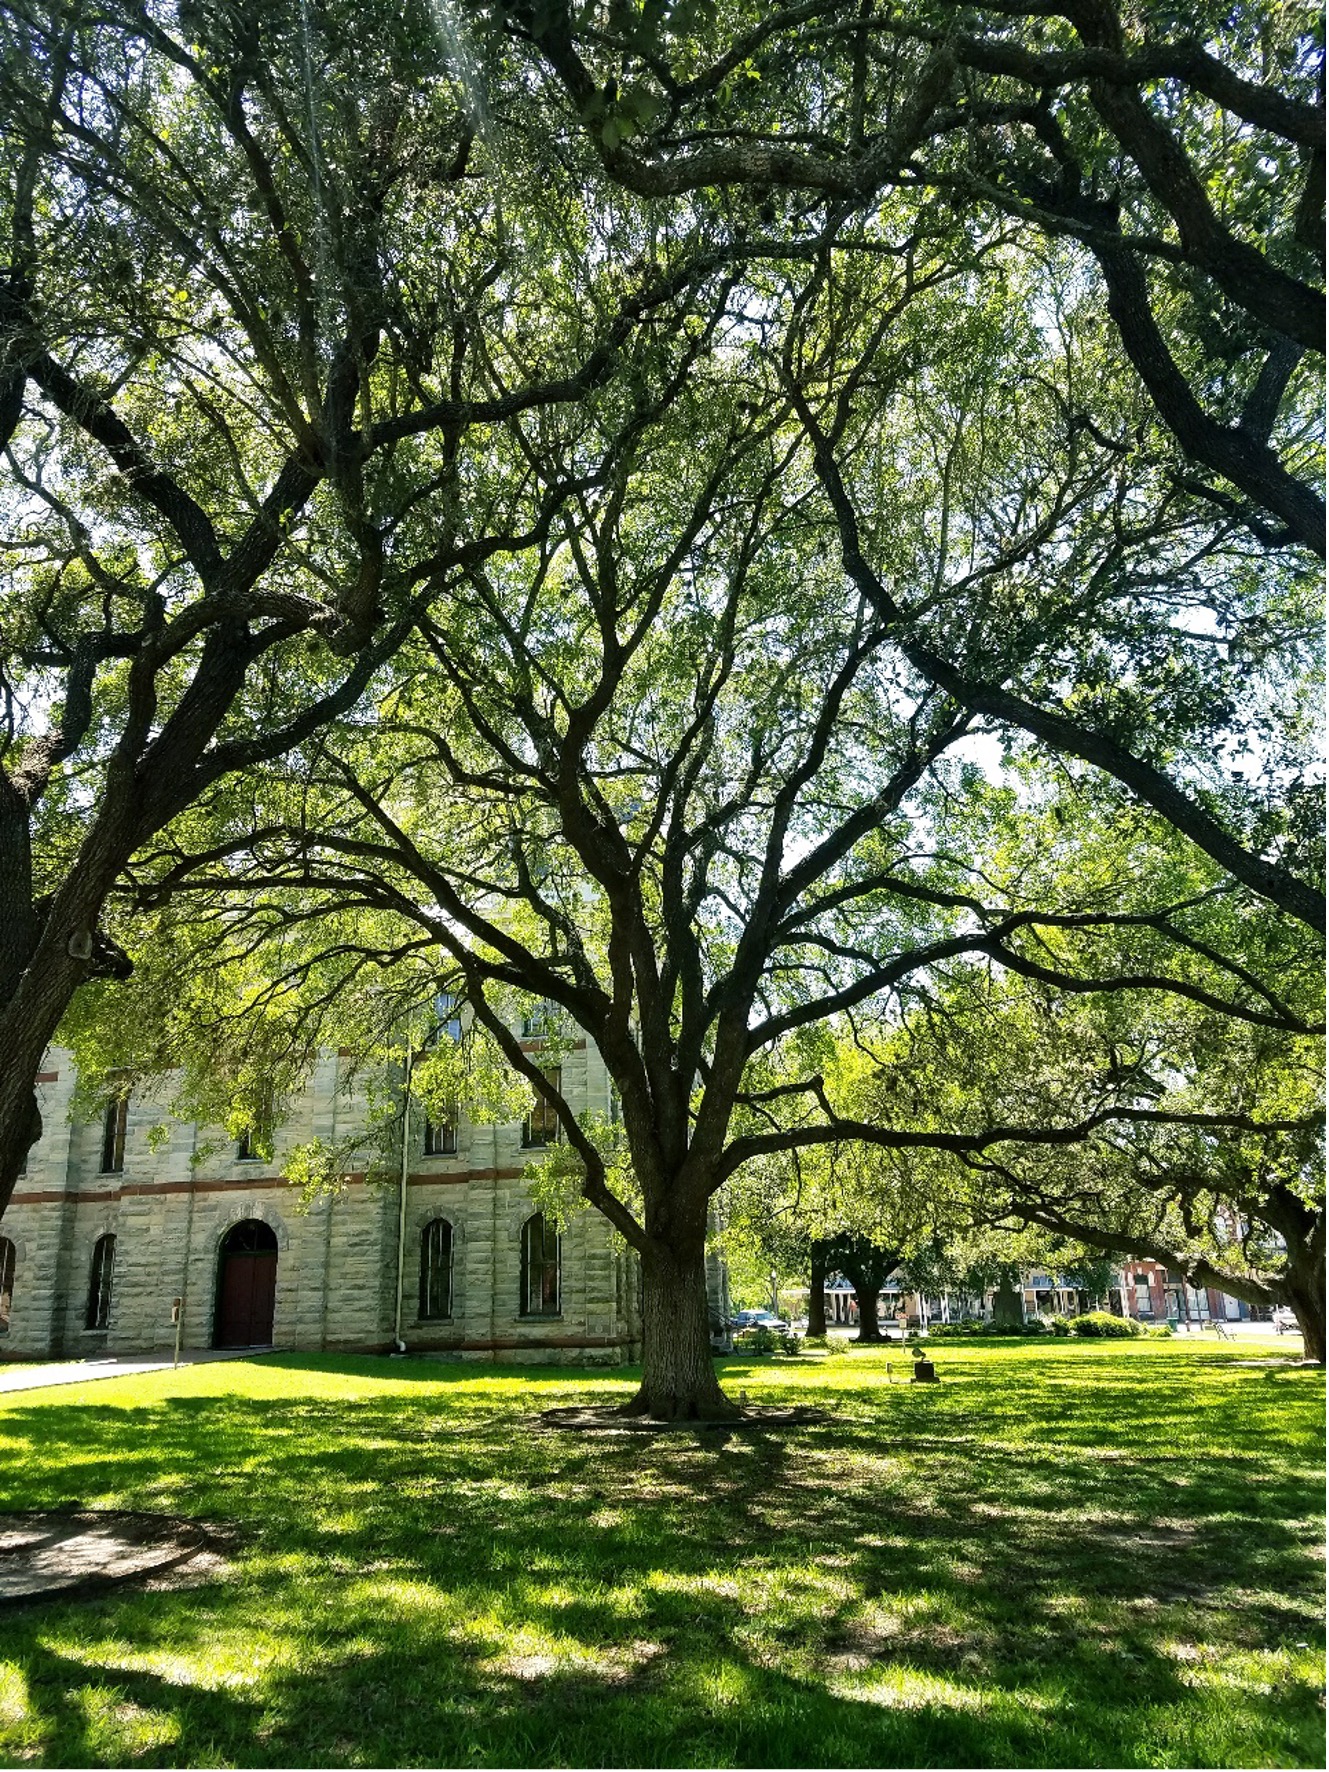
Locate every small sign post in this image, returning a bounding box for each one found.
[171,1296,183,1368]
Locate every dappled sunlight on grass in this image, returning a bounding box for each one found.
[0,1340,1322,1767]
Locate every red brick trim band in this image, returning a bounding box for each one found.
[395,1334,634,1351]
[6,1164,538,1207]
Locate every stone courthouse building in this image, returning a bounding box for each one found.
[0,1030,718,1367]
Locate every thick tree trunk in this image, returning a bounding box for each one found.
[623,1239,738,1420]
[850,1276,884,1341]
[1287,1286,1326,1366]
[1280,1226,1326,1367]
[0,843,126,1208]
[993,1271,1024,1326]
[0,933,100,1207]
[807,1240,827,1338]
[0,787,45,1197]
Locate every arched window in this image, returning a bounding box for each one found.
[86,1234,116,1330]
[418,1220,453,1321]
[520,1213,560,1317]
[0,1237,15,1333]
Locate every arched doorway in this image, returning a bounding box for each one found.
[214,1220,278,1348]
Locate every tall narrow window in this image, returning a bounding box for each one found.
[522,1068,561,1148]
[419,1219,453,1321]
[434,992,462,1043]
[423,1107,457,1156]
[86,1234,116,1330]
[237,1089,274,1162]
[100,1096,128,1173]
[520,1213,560,1316]
[420,994,461,1156]
[0,1237,15,1333]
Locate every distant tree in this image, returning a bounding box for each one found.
[837,878,1324,1358]
[992,1268,1025,1327]
[821,1234,902,1343]
[807,1238,828,1338]
[1059,1252,1116,1311]
[987,1113,1325,1359]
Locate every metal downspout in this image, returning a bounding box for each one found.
[393,1046,412,1353]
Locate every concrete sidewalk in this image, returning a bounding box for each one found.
[0,1349,264,1396]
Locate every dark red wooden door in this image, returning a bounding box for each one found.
[215,1253,277,1346]
[215,1224,278,1347]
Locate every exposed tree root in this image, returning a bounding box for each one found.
[534,1403,827,1434]
[617,1390,740,1423]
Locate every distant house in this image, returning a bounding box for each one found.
[816,1259,1262,1329]
[1112,1257,1269,1325]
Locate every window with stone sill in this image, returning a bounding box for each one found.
[418,1219,453,1321]
[100,1095,128,1174]
[236,1089,276,1162]
[423,1109,457,1156]
[520,1212,561,1317]
[521,1068,561,1148]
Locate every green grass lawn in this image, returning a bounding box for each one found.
[0,1339,1323,1769]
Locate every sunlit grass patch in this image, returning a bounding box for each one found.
[0,1338,1322,1767]
[0,1665,32,1729]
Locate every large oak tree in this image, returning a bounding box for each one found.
[117,251,1318,1411]
[1,2,1318,1408]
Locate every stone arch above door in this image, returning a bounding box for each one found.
[212,1200,291,1252]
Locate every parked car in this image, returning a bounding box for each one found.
[730,1309,789,1333]
[1271,1306,1299,1334]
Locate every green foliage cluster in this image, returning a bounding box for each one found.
[803,1335,853,1359]
[928,1319,1049,1340]
[931,1312,1171,1341]
[734,1325,801,1357]
[1068,1311,1147,1339]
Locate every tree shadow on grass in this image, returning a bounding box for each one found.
[10,1637,264,1769]
[0,1354,1323,1767]
[6,1559,1311,1770]
[0,1606,1099,1769]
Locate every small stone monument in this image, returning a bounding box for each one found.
[909,1341,939,1383]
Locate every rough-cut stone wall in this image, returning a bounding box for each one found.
[0,1039,671,1367]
